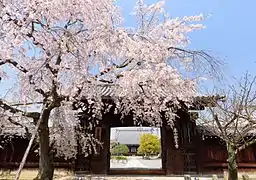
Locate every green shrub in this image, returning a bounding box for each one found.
[110,144,129,156]
[115,156,127,161]
[242,174,250,180]
[111,156,128,163]
[212,174,218,180]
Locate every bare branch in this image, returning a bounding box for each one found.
[238,139,256,151]
[0,59,28,73]
[168,47,224,81]
[199,72,256,152]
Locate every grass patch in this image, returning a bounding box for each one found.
[111,156,128,161]
[0,168,72,180]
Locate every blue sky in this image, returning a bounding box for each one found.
[1,0,255,98]
[117,0,256,81]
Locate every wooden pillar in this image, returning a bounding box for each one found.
[91,125,110,174]
[195,134,204,174]
[164,127,184,175]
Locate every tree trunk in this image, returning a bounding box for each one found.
[227,143,238,180]
[35,108,54,180]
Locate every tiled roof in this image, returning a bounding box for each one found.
[197,125,256,137]
[96,84,116,97]
[111,127,161,145]
[96,85,224,108]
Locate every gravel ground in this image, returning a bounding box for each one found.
[58,175,219,180]
[56,174,256,180]
[110,156,161,169]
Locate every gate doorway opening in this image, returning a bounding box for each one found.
[109,127,162,170]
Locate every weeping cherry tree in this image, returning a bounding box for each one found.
[0,0,220,179]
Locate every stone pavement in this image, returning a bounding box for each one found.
[110,156,161,169]
[59,175,219,180]
[124,158,147,168]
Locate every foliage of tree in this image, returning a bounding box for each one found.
[138,134,161,156]
[110,140,118,151]
[199,73,256,180]
[0,0,220,179]
[110,144,129,156]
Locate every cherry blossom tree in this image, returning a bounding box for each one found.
[0,0,219,179]
[199,73,256,180]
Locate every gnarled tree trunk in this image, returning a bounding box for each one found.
[35,108,54,180]
[227,143,238,180]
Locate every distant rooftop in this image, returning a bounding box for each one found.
[110,127,161,145]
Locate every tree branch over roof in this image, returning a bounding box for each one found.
[0,99,40,119]
[168,47,224,81]
[199,72,256,151]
